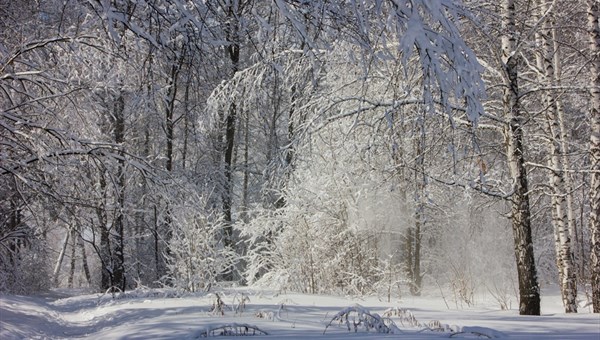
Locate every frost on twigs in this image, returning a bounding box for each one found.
[378,307,505,338]
[209,293,226,316]
[233,293,250,316]
[382,307,421,327]
[323,304,400,334]
[192,323,269,338]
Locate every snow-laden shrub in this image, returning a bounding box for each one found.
[0,236,51,294]
[165,199,237,293]
[242,205,381,294]
[241,161,381,295]
[374,256,406,302]
[382,307,421,327]
[241,113,409,295]
[324,304,400,334]
[191,323,269,338]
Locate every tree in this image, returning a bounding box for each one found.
[501,0,540,316]
[535,0,577,313]
[587,0,600,314]
[13,1,592,309]
[0,0,103,293]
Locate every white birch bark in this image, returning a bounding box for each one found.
[553,30,580,287]
[587,0,600,314]
[52,229,70,286]
[536,0,577,313]
[502,0,541,316]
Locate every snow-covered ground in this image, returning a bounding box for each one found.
[1,287,598,339]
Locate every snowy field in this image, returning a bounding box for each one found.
[1,287,598,339]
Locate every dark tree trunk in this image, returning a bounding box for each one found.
[222,3,241,281]
[97,172,112,291]
[99,218,112,290]
[502,0,540,316]
[78,233,92,285]
[68,228,77,288]
[112,94,127,292]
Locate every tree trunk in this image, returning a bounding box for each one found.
[182,80,190,170]
[409,115,425,296]
[68,228,77,288]
[161,52,184,284]
[165,56,181,174]
[587,0,600,314]
[78,233,92,286]
[536,0,577,313]
[112,94,127,292]
[554,37,580,291]
[222,3,241,280]
[97,172,112,291]
[53,229,70,286]
[502,0,540,316]
[99,216,112,290]
[405,225,414,292]
[241,106,250,224]
[153,206,162,282]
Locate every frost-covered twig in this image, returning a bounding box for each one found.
[323,304,399,334]
[232,293,250,315]
[209,293,226,316]
[382,307,420,328]
[193,323,269,337]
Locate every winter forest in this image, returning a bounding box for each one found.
[2,0,600,328]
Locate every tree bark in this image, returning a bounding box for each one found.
[161,51,185,284]
[53,229,70,286]
[587,0,600,314]
[536,0,577,313]
[241,106,250,224]
[222,2,241,281]
[78,233,92,286]
[409,114,425,296]
[502,0,541,316]
[68,228,77,288]
[97,172,112,291]
[112,94,127,292]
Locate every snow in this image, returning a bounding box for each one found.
[1,287,598,339]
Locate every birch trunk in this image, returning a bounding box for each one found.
[502,0,540,315]
[52,230,70,286]
[587,0,600,314]
[78,233,92,285]
[554,38,580,289]
[536,0,577,313]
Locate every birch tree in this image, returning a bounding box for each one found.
[587,0,600,314]
[535,0,577,313]
[500,0,540,315]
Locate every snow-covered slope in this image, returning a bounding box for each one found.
[1,287,598,339]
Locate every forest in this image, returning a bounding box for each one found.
[1,0,599,319]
